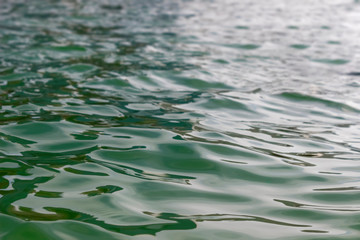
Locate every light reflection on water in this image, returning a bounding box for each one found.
[1,0,360,239]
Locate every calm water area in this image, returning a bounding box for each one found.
[1,0,360,239]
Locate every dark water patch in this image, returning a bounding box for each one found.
[82,185,123,197]
[287,25,299,29]
[225,44,261,50]
[327,41,341,45]
[64,167,109,177]
[34,190,62,198]
[213,59,229,64]
[101,4,123,11]
[289,44,309,50]
[314,186,360,192]
[347,72,360,76]
[312,59,349,65]
[235,26,249,30]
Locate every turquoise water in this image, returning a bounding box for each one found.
[1,0,360,239]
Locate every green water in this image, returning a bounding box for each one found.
[1,0,360,239]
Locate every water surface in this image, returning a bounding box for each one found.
[1,0,360,239]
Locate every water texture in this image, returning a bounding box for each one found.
[1,0,360,239]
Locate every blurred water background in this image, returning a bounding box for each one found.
[1,0,360,239]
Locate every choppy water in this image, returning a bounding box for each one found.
[1,0,360,239]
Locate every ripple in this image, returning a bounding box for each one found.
[1,0,360,239]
